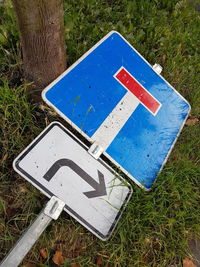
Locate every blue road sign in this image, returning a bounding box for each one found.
[42,31,190,190]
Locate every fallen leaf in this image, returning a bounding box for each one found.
[6,208,18,219]
[162,54,167,63]
[71,264,80,267]
[185,117,199,126]
[52,250,65,265]
[22,263,37,267]
[183,258,196,267]
[96,255,102,266]
[40,248,48,259]
[1,153,8,162]
[39,104,46,111]
[19,184,29,194]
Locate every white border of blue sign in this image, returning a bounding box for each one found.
[42,31,191,191]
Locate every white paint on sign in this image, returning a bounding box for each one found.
[13,122,132,240]
[90,66,161,157]
[91,91,139,153]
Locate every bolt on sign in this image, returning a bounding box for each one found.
[42,31,190,190]
[13,122,132,240]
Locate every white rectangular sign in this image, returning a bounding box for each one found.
[13,122,132,240]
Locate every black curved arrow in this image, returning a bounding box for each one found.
[43,159,107,198]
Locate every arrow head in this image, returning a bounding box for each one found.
[83,170,107,199]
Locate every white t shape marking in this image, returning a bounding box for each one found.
[89,67,161,157]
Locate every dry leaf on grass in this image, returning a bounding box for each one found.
[22,263,37,267]
[19,184,29,194]
[40,248,48,259]
[52,250,65,265]
[71,264,80,267]
[6,208,18,219]
[96,255,103,266]
[1,153,8,163]
[183,258,196,267]
[185,117,199,126]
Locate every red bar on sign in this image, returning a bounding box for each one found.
[115,68,161,115]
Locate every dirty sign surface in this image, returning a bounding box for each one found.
[13,122,132,240]
[42,31,190,190]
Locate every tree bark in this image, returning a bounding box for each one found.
[13,0,66,91]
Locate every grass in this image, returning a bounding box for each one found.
[0,0,200,266]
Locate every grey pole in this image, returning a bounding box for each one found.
[0,196,65,267]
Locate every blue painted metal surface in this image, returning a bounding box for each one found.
[43,31,190,190]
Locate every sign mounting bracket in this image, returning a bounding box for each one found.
[88,142,104,159]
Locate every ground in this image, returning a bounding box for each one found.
[0,0,200,266]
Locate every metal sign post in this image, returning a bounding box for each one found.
[0,196,65,267]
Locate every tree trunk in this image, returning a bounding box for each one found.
[13,0,66,92]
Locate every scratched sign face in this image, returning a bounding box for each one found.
[13,122,132,240]
[42,31,190,190]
